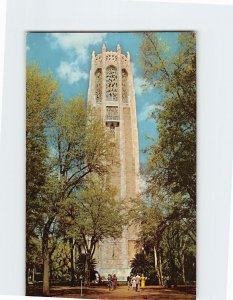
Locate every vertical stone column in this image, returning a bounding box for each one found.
[128,53,140,194]
[100,44,107,270]
[87,51,96,107]
[102,44,106,120]
[117,44,129,272]
[117,44,126,200]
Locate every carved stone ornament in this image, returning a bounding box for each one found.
[122,69,128,103]
[106,66,118,101]
[95,68,102,103]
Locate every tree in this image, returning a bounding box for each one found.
[140,32,196,204]
[76,253,97,283]
[26,65,58,287]
[49,97,115,199]
[41,98,117,294]
[130,253,154,278]
[41,97,117,289]
[137,32,196,285]
[58,178,124,286]
[50,241,71,282]
[26,235,42,284]
[26,65,118,295]
[132,190,195,286]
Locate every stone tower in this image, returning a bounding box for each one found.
[87,44,140,280]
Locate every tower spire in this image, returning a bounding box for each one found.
[102,43,106,52]
[117,44,121,54]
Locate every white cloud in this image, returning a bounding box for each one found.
[154,104,164,111]
[57,60,88,85]
[138,103,156,121]
[131,62,137,76]
[49,33,107,84]
[50,33,107,62]
[134,77,148,96]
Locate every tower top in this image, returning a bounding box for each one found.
[92,44,130,65]
[102,43,106,52]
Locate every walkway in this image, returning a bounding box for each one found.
[51,285,196,299]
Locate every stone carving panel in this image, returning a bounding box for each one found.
[121,54,128,68]
[106,66,118,101]
[106,52,117,63]
[95,68,102,103]
[95,54,102,63]
[106,106,119,120]
[122,69,128,103]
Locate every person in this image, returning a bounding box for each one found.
[141,274,146,288]
[112,274,117,289]
[107,274,113,290]
[127,275,131,290]
[131,275,136,291]
[95,272,100,284]
[135,273,141,292]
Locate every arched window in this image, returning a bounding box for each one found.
[106,66,118,101]
[110,123,115,137]
[122,69,128,103]
[95,68,102,103]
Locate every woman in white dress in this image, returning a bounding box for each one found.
[131,275,136,291]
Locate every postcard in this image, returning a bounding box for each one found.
[26,31,196,299]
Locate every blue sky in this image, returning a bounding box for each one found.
[26,32,179,165]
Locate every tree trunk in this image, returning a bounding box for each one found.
[26,267,29,286]
[154,246,164,285]
[32,266,35,283]
[84,253,91,286]
[181,254,186,284]
[42,218,54,296]
[43,245,50,296]
[70,238,76,286]
[158,255,163,286]
[154,247,159,284]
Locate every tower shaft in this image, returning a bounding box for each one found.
[87,44,139,280]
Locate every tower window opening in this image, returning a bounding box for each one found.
[106,66,118,101]
[110,123,115,137]
[95,68,102,103]
[122,69,128,103]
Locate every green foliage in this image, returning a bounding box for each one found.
[26,64,57,198]
[26,65,122,291]
[58,177,124,285]
[49,97,116,199]
[58,177,124,241]
[137,32,196,285]
[50,241,71,281]
[140,32,196,202]
[130,253,154,277]
[26,65,58,240]
[26,235,42,271]
[76,253,97,279]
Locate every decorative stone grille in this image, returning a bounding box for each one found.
[106,106,119,121]
[122,69,128,103]
[106,52,117,62]
[95,54,102,63]
[95,68,102,103]
[106,66,118,101]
